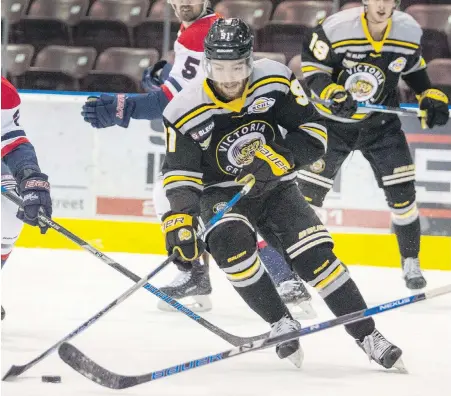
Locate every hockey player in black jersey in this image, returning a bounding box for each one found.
[299,0,449,290]
[161,17,405,370]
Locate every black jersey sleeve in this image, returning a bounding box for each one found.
[275,75,328,167]
[300,25,339,98]
[401,48,431,95]
[161,117,203,216]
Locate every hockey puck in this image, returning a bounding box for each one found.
[41,375,61,383]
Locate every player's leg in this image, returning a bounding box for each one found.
[258,234,316,319]
[1,162,25,320]
[153,174,212,312]
[262,182,404,370]
[361,123,426,290]
[202,187,302,367]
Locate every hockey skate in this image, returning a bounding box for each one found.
[269,315,303,368]
[157,259,212,312]
[356,329,406,372]
[277,276,317,319]
[402,257,427,290]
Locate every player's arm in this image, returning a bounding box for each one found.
[275,76,328,167]
[1,79,52,233]
[301,25,357,118]
[161,118,205,262]
[401,47,449,128]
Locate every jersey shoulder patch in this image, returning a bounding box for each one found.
[1,77,21,110]
[390,11,423,44]
[177,13,219,52]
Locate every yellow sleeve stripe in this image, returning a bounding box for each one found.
[301,126,328,141]
[163,175,203,187]
[248,76,290,96]
[314,102,367,120]
[175,103,220,129]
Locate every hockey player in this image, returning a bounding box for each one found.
[299,0,449,290]
[80,0,312,314]
[161,18,404,370]
[1,77,53,320]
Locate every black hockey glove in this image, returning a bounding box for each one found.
[323,84,358,118]
[17,171,52,234]
[161,212,206,271]
[81,94,135,129]
[141,60,168,91]
[418,88,449,128]
[236,141,295,197]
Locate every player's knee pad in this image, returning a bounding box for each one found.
[383,182,418,226]
[207,219,264,288]
[296,173,331,207]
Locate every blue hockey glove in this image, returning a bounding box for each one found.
[81,94,135,129]
[142,60,171,92]
[16,170,52,234]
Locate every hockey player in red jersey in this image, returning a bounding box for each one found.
[1,77,53,320]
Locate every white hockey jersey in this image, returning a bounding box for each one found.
[1,77,29,158]
[161,12,219,101]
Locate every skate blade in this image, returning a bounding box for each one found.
[393,357,408,374]
[288,301,317,320]
[287,347,304,369]
[157,295,212,313]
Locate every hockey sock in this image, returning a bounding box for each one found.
[233,270,292,324]
[393,217,421,258]
[323,278,375,341]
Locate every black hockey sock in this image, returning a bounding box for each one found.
[323,278,375,341]
[393,217,421,258]
[233,271,292,324]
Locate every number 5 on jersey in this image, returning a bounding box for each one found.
[182,56,200,80]
[166,126,176,152]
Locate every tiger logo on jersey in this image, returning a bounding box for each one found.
[339,63,386,103]
[216,121,275,176]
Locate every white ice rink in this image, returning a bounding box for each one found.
[1,248,450,396]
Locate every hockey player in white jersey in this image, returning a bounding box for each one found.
[1,77,53,320]
[80,0,314,316]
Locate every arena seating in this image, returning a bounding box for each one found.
[3,0,450,97]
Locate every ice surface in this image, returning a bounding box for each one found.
[1,248,450,396]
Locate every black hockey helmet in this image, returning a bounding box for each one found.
[204,18,254,61]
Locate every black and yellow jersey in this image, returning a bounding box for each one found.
[161,58,328,214]
[301,7,431,123]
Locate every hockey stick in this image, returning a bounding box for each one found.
[59,284,451,389]
[1,175,268,381]
[309,96,432,129]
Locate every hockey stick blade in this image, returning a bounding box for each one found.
[59,284,451,389]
